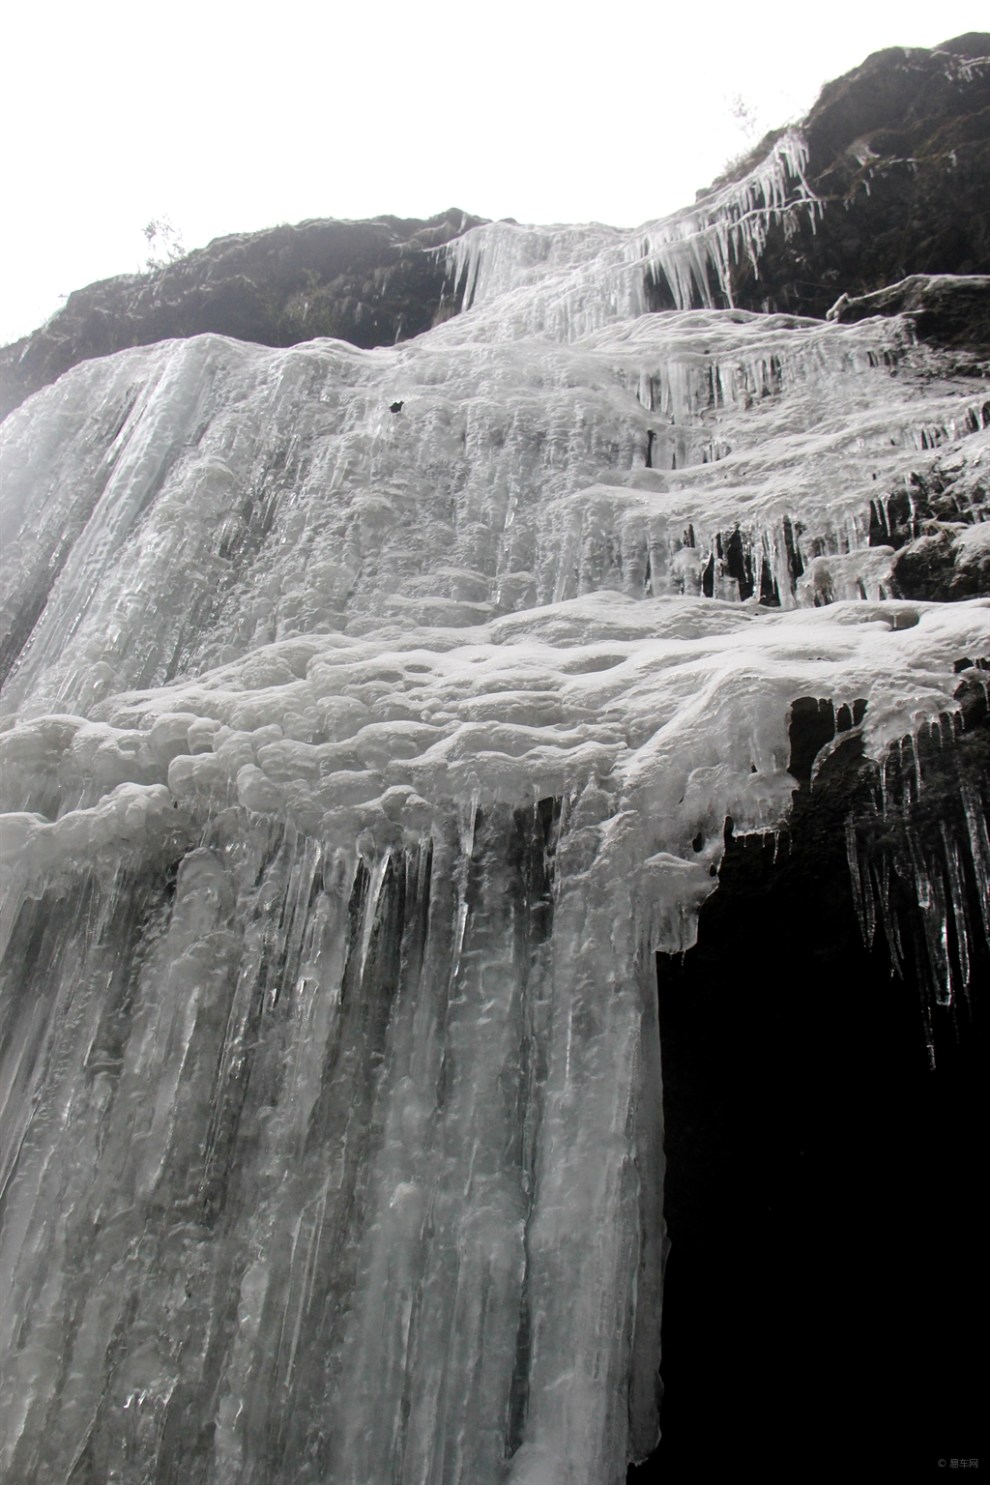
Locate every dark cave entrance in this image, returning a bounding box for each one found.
[629,706,986,1482]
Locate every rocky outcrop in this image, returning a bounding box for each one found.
[828,272,990,355]
[864,437,990,602]
[0,209,484,422]
[718,34,990,318]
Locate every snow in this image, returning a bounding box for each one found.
[1,149,988,1482]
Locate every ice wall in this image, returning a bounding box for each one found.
[445,131,819,335]
[0,801,664,1485]
[1,177,988,1484]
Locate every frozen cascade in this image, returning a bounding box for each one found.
[1,180,989,1484]
[0,804,662,1485]
[445,131,820,335]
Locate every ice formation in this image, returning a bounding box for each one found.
[446,131,819,334]
[1,138,988,1485]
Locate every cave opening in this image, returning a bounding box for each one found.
[629,712,985,1482]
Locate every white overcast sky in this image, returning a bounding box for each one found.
[0,1,984,344]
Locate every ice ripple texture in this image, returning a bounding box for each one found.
[1,179,989,1485]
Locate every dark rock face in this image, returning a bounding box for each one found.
[631,683,988,1483]
[704,34,990,321]
[828,273,990,354]
[891,527,990,602]
[865,437,990,602]
[0,209,485,422]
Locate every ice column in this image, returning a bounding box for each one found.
[0,794,664,1485]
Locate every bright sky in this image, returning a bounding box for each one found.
[0,1,984,345]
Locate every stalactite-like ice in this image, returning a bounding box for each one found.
[1,179,988,1483]
[844,673,990,1062]
[445,131,819,334]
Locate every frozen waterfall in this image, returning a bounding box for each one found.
[1,156,988,1484]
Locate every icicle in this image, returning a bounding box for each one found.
[940,822,972,997]
[876,854,904,979]
[959,776,990,942]
[354,848,392,986]
[845,814,875,946]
